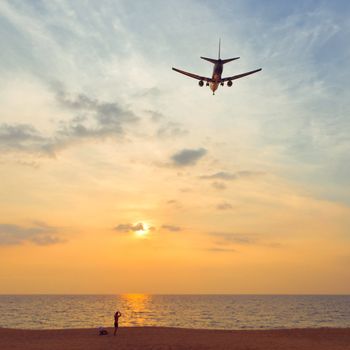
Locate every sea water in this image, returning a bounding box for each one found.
[0,294,349,330]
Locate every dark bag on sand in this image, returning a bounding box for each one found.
[98,327,108,335]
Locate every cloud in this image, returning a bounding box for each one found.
[179,187,192,193]
[211,181,227,190]
[208,232,282,249]
[54,86,138,142]
[166,199,182,209]
[114,223,182,234]
[209,232,257,245]
[0,222,64,246]
[157,122,188,138]
[216,202,233,210]
[200,171,263,181]
[145,110,165,123]
[0,123,55,156]
[114,222,145,233]
[207,247,236,253]
[0,85,139,158]
[137,87,162,98]
[161,224,182,232]
[170,148,207,167]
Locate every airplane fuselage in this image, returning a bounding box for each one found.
[210,60,223,94]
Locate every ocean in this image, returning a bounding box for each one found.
[0,295,349,330]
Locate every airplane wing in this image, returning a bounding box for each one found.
[172,67,212,82]
[221,68,262,82]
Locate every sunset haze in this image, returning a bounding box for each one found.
[0,0,350,295]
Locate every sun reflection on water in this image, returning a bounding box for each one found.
[120,294,151,326]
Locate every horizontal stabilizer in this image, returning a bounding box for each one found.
[221,57,240,64]
[200,57,218,64]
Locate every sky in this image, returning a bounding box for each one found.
[0,0,349,294]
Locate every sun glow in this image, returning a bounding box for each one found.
[134,222,150,237]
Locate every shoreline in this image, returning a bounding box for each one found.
[1,326,350,350]
[2,325,350,331]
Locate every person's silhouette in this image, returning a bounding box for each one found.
[114,311,122,336]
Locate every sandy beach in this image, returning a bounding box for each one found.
[1,327,350,350]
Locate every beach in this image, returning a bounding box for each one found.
[1,327,350,350]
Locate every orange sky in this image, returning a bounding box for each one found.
[1,1,350,294]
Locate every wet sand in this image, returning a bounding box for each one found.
[1,327,350,350]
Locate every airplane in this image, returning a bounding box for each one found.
[172,40,262,95]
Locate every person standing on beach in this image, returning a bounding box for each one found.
[114,310,122,336]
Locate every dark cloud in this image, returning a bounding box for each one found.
[0,124,55,157]
[0,222,64,246]
[55,87,138,143]
[200,171,237,180]
[171,148,207,167]
[200,171,263,181]
[161,225,182,232]
[216,202,233,210]
[0,85,139,158]
[114,222,145,233]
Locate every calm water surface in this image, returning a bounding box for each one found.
[0,295,349,330]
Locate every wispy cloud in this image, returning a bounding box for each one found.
[0,222,64,246]
[208,232,281,249]
[114,223,182,233]
[207,247,236,253]
[145,110,165,123]
[166,200,182,209]
[209,232,258,245]
[161,224,182,232]
[211,182,227,190]
[157,122,188,139]
[216,202,233,210]
[200,171,263,181]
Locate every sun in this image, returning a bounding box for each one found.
[134,222,150,237]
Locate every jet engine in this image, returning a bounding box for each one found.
[227,80,233,87]
[198,80,204,87]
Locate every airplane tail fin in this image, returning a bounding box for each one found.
[221,57,240,64]
[200,57,218,64]
[201,39,239,64]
